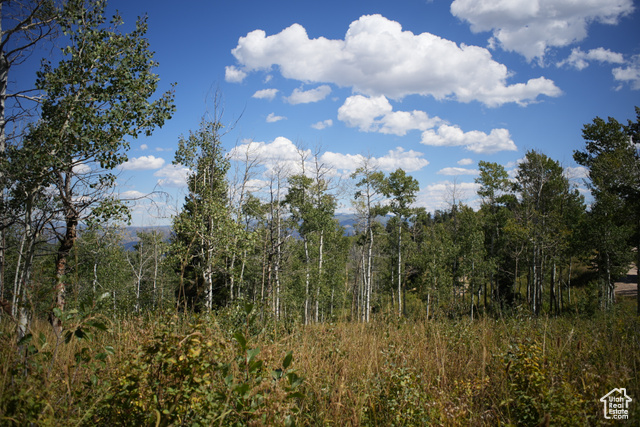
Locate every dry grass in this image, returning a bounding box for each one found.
[1,301,639,425]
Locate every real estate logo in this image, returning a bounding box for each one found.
[600,388,632,420]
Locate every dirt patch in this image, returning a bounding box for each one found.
[615,265,637,298]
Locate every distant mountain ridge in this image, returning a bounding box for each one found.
[121,214,388,249]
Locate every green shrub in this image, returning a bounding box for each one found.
[502,340,588,426]
[91,304,304,426]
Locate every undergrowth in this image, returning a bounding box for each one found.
[1,300,638,425]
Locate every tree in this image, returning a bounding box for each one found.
[409,210,455,319]
[0,0,60,312]
[475,161,514,307]
[457,204,486,320]
[514,150,575,315]
[171,119,237,311]
[75,223,131,312]
[351,157,385,322]
[380,168,419,317]
[574,107,639,312]
[25,0,174,331]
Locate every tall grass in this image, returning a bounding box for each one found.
[1,300,638,425]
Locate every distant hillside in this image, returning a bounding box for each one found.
[121,214,389,249]
[121,225,172,251]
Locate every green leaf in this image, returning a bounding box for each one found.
[249,359,263,374]
[287,372,303,389]
[233,331,247,351]
[74,328,87,340]
[88,320,108,331]
[247,347,260,364]
[243,302,254,315]
[224,373,233,388]
[282,351,293,369]
[38,332,48,349]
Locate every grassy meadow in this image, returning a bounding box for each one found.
[1,296,639,426]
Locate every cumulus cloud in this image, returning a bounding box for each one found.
[337,95,517,154]
[122,155,166,171]
[421,125,517,154]
[458,158,473,165]
[285,85,332,104]
[438,167,479,176]
[72,161,91,175]
[230,137,429,177]
[140,144,148,150]
[154,164,190,187]
[557,47,625,70]
[322,147,429,173]
[229,14,560,106]
[252,88,279,100]
[613,55,640,90]
[338,95,441,135]
[564,165,590,180]
[417,181,481,212]
[225,65,247,83]
[312,119,333,130]
[229,137,306,176]
[266,112,286,123]
[451,0,634,62]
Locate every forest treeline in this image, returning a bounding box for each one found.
[1,1,639,334]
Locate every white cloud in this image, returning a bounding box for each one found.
[119,190,146,200]
[338,95,441,135]
[438,167,479,176]
[225,65,247,83]
[557,47,625,70]
[312,119,333,130]
[458,158,473,165]
[375,147,429,172]
[416,181,481,212]
[323,147,429,173]
[421,125,517,154]
[564,166,589,180]
[229,14,560,106]
[230,137,429,178]
[121,155,166,171]
[266,112,286,123]
[337,95,516,154]
[613,55,640,90]
[285,85,332,104]
[451,0,634,62]
[140,144,148,150]
[72,161,91,175]
[229,137,306,176]
[252,88,279,100]
[154,164,190,187]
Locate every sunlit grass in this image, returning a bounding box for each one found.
[1,300,638,425]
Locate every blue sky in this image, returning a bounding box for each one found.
[29,0,640,225]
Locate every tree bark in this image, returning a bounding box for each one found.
[52,216,78,335]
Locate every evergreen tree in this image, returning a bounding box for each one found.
[574,107,639,311]
[171,119,238,311]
